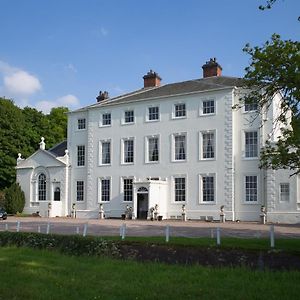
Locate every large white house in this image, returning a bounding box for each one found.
[17,59,300,223]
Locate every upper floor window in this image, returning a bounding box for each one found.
[148,106,159,121]
[102,113,111,126]
[245,102,258,112]
[174,134,186,161]
[202,100,215,115]
[100,140,111,165]
[77,118,86,130]
[245,175,258,202]
[38,173,46,201]
[174,103,186,118]
[147,136,159,162]
[201,131,215,159]
[280,183,290,202]
[77,145,85,166]
[245,131,258,158]
[123,178,133,202]
[174,177,186,202]
[76,181,84,201]
[123,138,134,164]
[124,110,134,124]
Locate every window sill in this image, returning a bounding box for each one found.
[121,122,135,126]
[172,116,186,120]
[199,113,216,117]
[99,124,111,128]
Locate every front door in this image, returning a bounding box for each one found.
[137,193,148,219]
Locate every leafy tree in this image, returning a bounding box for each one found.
[241,34,300,175]
[3,182,25,214]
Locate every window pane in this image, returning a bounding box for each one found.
[203,100,215,114]
[245,131,258,158]
[202,176,214,202]
[175,177,186,202]
[76,181,84,201]
[245,102,258,112]
[101,142,111,164]
[245,176,257,202]
[202,132,215,159]
[124,139,134,163]
[148,137,159,162]
[280,183,289,201]
[77,145,85,166]
[102,113,111,125]
[148,107,159,120]
[175,104,186,117]
[78,118,86,130]
[101,179,110,202]
[175,135,186,160]
[125,110,134,123]
[123,179,133,202]
[38,173,46,201]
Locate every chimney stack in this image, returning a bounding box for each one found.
[96,91,109,102]
[202,58,222,78]
[143,70,161,88]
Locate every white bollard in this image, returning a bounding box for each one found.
[270,224,275,248]
[5,223,8,231]
[76,226,80,234]
[83,224,88,237]
[121,224,126,240]
[46,223,50,234]
[216,227,221,246]
[165,225,170,243]
[38,225,41,233]
[16,221,20,232]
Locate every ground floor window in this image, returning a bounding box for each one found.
[123,178,133,202]
[76,181,84,201]
[245,175,257,202]
[174,177,186,202]
[280,183,290,202]
[202,176,215,202]
[38,173,46,201]
[100,178,110,202]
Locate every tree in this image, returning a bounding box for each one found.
[241,34,300,175]
[3,182,25,214]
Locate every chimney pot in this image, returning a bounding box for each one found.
[96,91,109,102]
[202,58,222,78]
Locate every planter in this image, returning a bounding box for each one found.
[158,216,163,221]
[121,214,126,220]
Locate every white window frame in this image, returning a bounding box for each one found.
[99,139,111,166]
[146,105,160,122]
[76,180,85,202]
[99,112,112,127]
[199,130,216,160]
[98,177,111,203]
[244,130,259,159]
[172,175,187,203]
[279,183,290,202]
[121,176,135,202]
[122,109,135,125]
[145,135,160,163]
[171,133,187,162]
[77,118,86,130]
[77,145,85,167]
[121,137,135,165]
[199,98,216,116]
[199,174,216,204]
[244,175,259,203]
[172,103,186,119]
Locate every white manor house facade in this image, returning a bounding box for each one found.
[16,59,300,223]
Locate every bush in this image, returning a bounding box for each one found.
[0,232,121,258]
[3,183,25,214]
[0,190,5,208]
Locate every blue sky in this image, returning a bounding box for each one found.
[0,0,299,113]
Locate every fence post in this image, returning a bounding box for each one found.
[5,223,8,231]
[83,224,88,237]
[46,223,50,234]
[216,227,221,246]
[165,225,170,243]
[270,224,275,248]
[16,221,20,232]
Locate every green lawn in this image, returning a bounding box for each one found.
[0,247,299,300]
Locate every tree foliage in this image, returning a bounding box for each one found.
[242,34,300,175]
[0,98,68,190]
[3,182,25,214]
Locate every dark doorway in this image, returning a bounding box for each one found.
[54,187,60,201]
[137,193,148,219]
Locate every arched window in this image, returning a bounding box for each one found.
[38,173,46,201]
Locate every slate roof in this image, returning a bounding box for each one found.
[75,76,243,112]
[48,140,67,157]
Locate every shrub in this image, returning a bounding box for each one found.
[3,183,25,214]
[0,190,5,208]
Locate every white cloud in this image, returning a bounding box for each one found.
[0,60,41,97]
[36,94,80,114]
[100,26,108,37]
